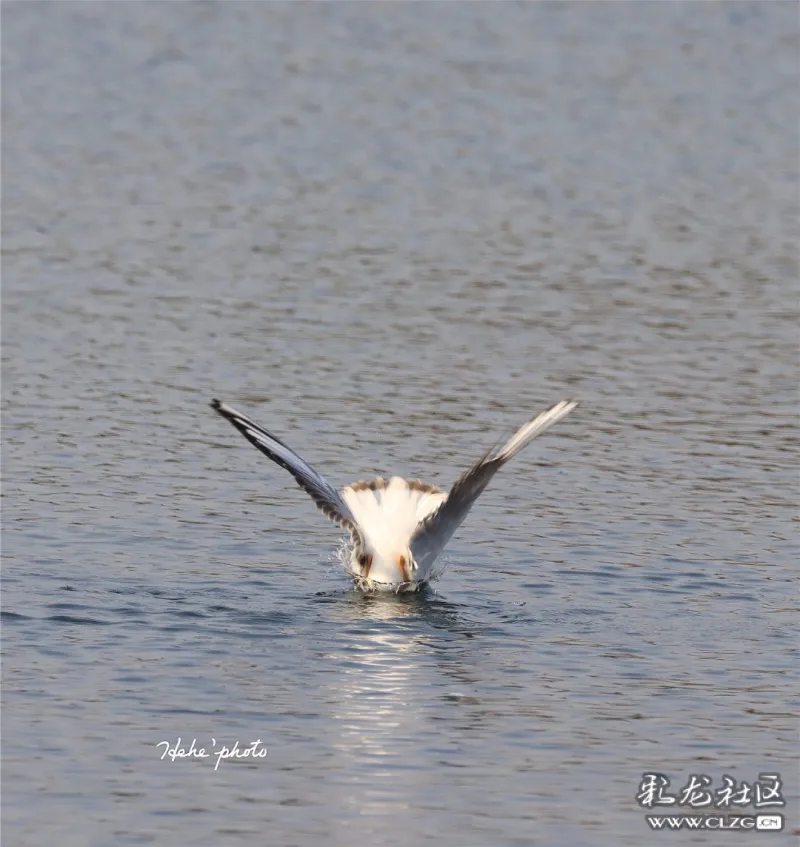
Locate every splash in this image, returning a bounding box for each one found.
[331,539,449,594]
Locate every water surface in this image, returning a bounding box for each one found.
[3,3,797,845]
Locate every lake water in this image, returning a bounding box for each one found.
[2,3,797,845]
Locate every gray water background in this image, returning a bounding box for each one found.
[2,3,797,846]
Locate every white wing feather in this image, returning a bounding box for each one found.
[211,399,364,545]
[410,399,577,570]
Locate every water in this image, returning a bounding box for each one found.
[2,3,797,845]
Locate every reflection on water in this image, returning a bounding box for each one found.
[321,591,484,818]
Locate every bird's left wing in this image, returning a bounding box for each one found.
[211,399,363,544]
[410,399,577,570]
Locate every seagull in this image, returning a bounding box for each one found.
[211,397,577,592]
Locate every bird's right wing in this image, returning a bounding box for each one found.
[211,399,364,546]
[410,399,578,570]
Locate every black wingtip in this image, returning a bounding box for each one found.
[210,398,222,411]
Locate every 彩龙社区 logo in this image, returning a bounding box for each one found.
[636,772,786,834]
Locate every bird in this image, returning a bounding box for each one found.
[211,397,577,592]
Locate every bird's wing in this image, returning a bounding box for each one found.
[211,399,363,545]
[410,399,578,570]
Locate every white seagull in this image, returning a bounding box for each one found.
[211,398,577,591]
